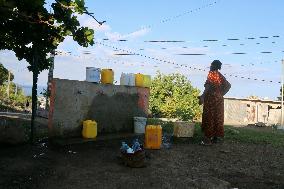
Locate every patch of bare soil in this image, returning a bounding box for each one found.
[0,139,283,189]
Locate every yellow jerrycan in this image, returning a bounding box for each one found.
[101,69,114,84]
[82,120,97,139]
[135,73,144,87]
[143,75,151,88]
[145,125,162,149]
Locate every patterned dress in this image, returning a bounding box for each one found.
[201,71,228,139]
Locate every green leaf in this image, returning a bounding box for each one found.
[150,72,202,121]
[85,29,94,42]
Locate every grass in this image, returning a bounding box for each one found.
[147,118,284,147]
[224,126,284,147]
[194,123,284,147]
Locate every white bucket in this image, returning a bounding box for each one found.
[120,73,135,86]
[133,117,147,134]
[128,73,135,86]
[120,73,128,85]
[86,67,100,83]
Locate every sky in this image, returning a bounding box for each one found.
[0,0,284,99]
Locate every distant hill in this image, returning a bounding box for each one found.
[21,85,45,96]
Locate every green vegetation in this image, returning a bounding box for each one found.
[193,123,284,147]
[1,0,99,142]
[147,118,174,134]
[0,65,29,111]
[0,63,14,85]
[0,83,29,111]
[224,126,284,146]
[149,72,202,121]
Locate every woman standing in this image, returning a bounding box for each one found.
[199,60,231,145]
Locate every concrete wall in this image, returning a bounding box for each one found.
[48,79,150,138]
[224,99,247,125]
[267,109,281,124]
[224,98,281,126]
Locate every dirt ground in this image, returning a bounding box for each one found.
[0,137,284,189]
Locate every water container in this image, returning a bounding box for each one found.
[133,117,147,134]
[173,121,195,137]
[101,69,114,84]
[121,73,135,86]
[86,67,100,83]
[120,142,129,153]
[145,125,162,149]
[162,133,173,149]
[132,139,142,152]
[143,75,151,88]
[135,73,144,87]
[120,73,128,85]
[82,120,97,139]
[128,73,135,86]
[127,148,134,154]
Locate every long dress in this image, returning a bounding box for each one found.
[201,71,228,139]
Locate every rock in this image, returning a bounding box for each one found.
[255,122,266,127]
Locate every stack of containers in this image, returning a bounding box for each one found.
[86,67,115,84]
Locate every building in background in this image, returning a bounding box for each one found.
[224,97,281,126]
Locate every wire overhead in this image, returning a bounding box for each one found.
[177,53,206,56]
[94,41,281,84]
[144,40,185,43]
[113,0,221,40]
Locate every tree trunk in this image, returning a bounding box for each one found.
[46,49,55,110]
[31,70,38,144]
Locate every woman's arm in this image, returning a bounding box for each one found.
[199,82,210,105]
[222,78,231,96]
[202,83,211,96]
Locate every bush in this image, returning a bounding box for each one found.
[147,118,174,134]
[149,72,202,121]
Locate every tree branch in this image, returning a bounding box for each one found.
[83,11,106,25]
[54,0,106,26]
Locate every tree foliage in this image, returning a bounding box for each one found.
[0,0,98,142]
[149,72,202,121]
[0,0,95,73]
[0,63,14,85]
[0,82,28,109]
